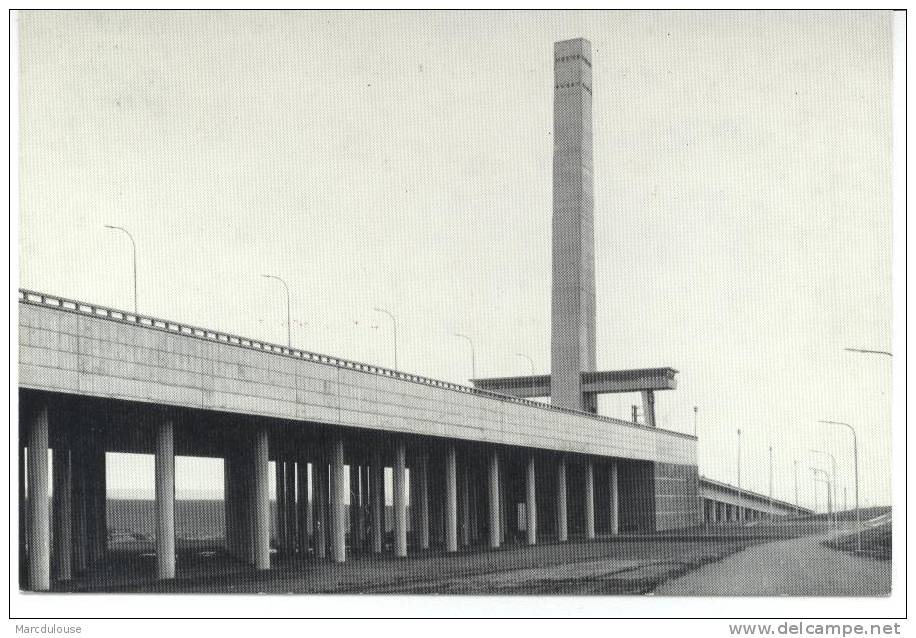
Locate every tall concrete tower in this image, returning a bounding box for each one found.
[550,38,597,412]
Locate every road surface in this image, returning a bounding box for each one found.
[655,527,891,596]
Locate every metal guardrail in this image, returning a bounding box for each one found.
[18,289,696,441]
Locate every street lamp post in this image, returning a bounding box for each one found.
[819,420,861,552]
[516,353,535,377]
[811,449,838,528]
[736,428,742,523]
[811,468,833,523]
[454,333,476,381]
[693,406,700,525]
[793,459,800,516]
[373,308,398,370]
[811,470,818,513]
[844,347,892,357]
[261,274,291,347]
[768,446,774,521]
[104,225,138,313]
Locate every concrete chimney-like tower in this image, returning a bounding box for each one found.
[550,38,597,412]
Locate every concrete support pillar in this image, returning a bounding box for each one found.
[296,460,309,554]
[499,471,509,544]
[584,460,595,540]
[19,443,27,588]
[285,461,298,554]
[95,448,107,562]
[329,438,346,563]
[70,445,88,574]
[349,464,360,553]
[155,418,176,579]
[359,465,369,548]
[228,452,248,560]
[253,429,271,570]
[609,461,619,535]
[52,448,73,582]
[641,390,656,428]
[468,463,479,543]
[223,455,235,555]
[314,456,328,560]
[27,405,51,591]
[86,447,107,564]
[458,457,470,547]
[417,452,430,550]
[445,446,458,553]
[525,454,537,545]
[244,451,256,565]
[488,449,500,549]
[235,452,252,563]
[274,460,287,554]
[370,450,384,554]
[393,441,408,557]
[556,456,568,542]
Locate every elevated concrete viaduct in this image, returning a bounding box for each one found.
[698,477,810,524]
[18,290,699,590]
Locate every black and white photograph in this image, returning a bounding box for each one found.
[10,7,906,626]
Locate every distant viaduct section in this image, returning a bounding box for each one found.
[699,476,811,524]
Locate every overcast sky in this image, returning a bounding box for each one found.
[18,10,893,508]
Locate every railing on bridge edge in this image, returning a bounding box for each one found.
[18,289,696,441]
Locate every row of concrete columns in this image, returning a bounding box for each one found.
[23,406,111,591]
[23,403,625,591]
[703,498,768,525]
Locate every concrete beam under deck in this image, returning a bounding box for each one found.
[471,368,678,398]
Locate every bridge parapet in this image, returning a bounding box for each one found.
[18,289,695,443]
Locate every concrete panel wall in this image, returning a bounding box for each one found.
[19,303,697,465]
[654,462,700,531]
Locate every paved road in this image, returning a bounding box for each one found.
[71,536,749,594]
[655,527,891,596]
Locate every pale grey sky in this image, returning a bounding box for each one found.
[18,10,893,508]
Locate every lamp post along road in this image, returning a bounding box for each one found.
[768,446,774,521]
[693,406,700,523]
[811,449,838,529]
[104,225,138,313]
[373,308,398,370]
[844,348,892,357]
[811,468,832,519]
[516,353,535,377]
[262,274,291,347]
[454,333,476,381]
[736,429,742,522]
[819,420,861,552]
